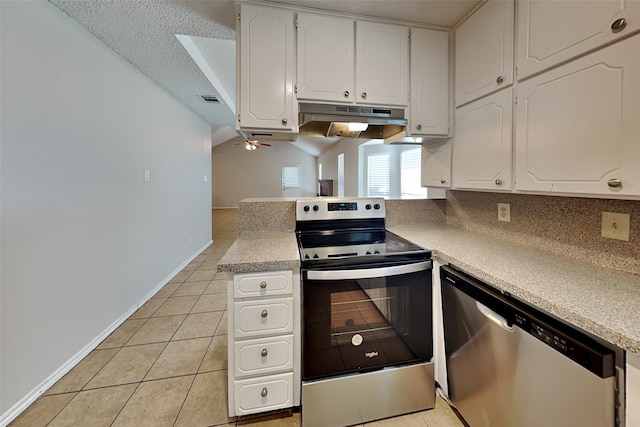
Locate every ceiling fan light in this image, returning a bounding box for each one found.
[245,143,253,151]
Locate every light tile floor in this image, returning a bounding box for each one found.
[9,208,464,427]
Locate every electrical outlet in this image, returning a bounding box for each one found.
[498,203,511,222]
[601,212,630,241]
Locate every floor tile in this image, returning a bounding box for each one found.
[238,411,300,426]
[125,315,185,346]
[154,282,181,298]
[84,343,166,389]
[364,412,427,426]
[174,371,233,427]
[169,270,192,283]
[187,269,217,282]
[419,397,464,427]
[173,311,223,340]
[8,393,76,427]
[173,280,209,297]
[47,384,136,427]
[204,279,227,294]
[199,335,228,373]
[97,318,147,349]
[112,376,194,426]
[191,293,227,313]
[153,295,199,317]
[45,348,119,394]
[130,298,166,319]
[216,311,228,335]
[144,337,211,381]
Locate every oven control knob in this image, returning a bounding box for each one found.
[313,205,319,212]
[374,203,381,210]
[374,250,380,254]
[304,254,310,259]
[313,253,319,259]
[365,204,372,210]
[303,205,310,212]
[366,251,372,255]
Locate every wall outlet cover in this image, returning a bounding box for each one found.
[498,203,511,222]
[601,212,630,241]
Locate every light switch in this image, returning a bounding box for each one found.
[143,169,151,182]
[601,212,630,241]
[204,175,208,183]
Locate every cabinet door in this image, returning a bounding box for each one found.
[356,21,409,106]
[518,0,640,79]
[410,28,449,136]
[455,0,514,106]
[515,35,640,196]
[297,13,354,103]
[422,140,452,188]
[238,4,296,131]
[453,88,512,190]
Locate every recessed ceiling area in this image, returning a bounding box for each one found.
[48,0,481,154]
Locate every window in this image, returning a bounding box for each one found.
[401,147,427,198]
[337,153,344,197]
[367,153,390,197]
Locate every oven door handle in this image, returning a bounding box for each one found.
[306,260,432,281]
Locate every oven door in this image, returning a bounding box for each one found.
[302,260,433,381]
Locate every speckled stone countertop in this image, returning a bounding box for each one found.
[388,224,640,356]
[217,231,299,273]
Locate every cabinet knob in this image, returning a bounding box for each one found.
[416,124,422,131]
[261,309,268,318]
[440,179,446,184]
[344,90,350,98]
[259,281,267,289]
[495,178,503,186]
[261,387,268,397]
[281,118,288,126]
[611,18,627,33]
[496,76,504,84]
[361,92,367,100]
[608,178,622,188]
[261,348,268,357]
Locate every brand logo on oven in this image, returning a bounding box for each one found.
[365,351,379,358]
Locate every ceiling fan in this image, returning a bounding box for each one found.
[238,131,271,151]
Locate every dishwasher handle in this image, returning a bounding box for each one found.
[306,260,432,281]
[476,301,514,331]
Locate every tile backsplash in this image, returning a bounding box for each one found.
[445,190,640,275]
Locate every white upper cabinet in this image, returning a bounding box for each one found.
[237,4,297,131]
[515,35,640,197]
[356,21,409,106]
[296,13,355,103]
[517,0,640,80]
[422,140,452,188]
[410,28,449,136]
[453,88,512,191]
[455,0,514,106]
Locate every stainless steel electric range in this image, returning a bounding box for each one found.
[296,197,435,427]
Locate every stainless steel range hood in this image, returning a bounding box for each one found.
[298,103,407,140]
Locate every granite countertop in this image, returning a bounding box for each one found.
[216,224,640,355]
[217,231,300,272]
[388,224,640,356]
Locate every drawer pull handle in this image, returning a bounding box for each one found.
[416,124,422,131]
[261,348,268,357]
[496,75,504,84]
[261,387,268,397]
[261,310,268,318]
[611,18,627,33]
[282,118,288,126]
[361,92,367,100]
[440,179,446,184]
[259,281,267,289]
[344,90,349,98]
[608,178,622,188]
[495,178,503,186]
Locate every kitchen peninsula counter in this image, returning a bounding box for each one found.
[388,224,640,356]
[217,231,299,273]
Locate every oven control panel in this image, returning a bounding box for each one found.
[296,197,385,221]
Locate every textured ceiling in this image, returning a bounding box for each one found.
[48,0,480,154]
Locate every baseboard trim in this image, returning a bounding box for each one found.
[0,240,213,427]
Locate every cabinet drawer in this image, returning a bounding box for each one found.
[234,372,294,415]
[234,335,294,378]
[234,297,293,338]
[234,270,292,298]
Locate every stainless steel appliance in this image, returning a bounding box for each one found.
[296,197,435,427]
[440,265,623,427]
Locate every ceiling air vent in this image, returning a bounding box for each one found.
[198,95,220,104]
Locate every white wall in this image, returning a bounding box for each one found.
[212,140,317,207]
[0,1,212,417]
[317,138,362,197]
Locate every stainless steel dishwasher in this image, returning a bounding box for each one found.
[440,265,622,427]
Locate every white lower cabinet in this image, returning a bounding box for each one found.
[515,35,640,197]
[228,270,300,417]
